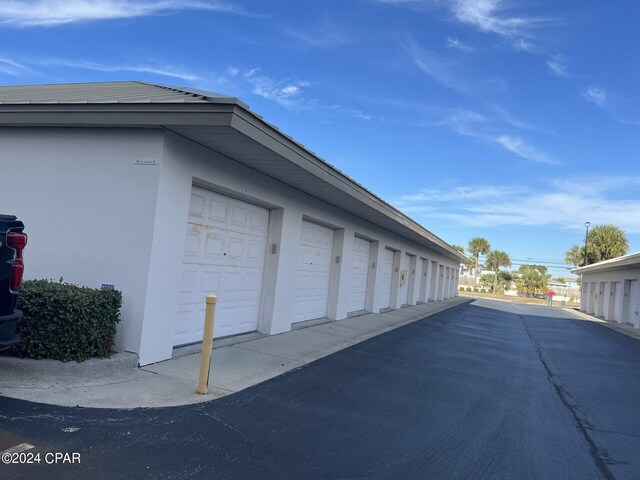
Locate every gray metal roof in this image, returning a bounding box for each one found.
[0,80,470,264]
[0,81,233,105]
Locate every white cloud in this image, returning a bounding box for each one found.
[0,1,257,27]
[402,39,469,93]
[243,68,310,110]
[446,34,461,47]
[582,86,607,107]
[284,14,352,49]
[33,58,202,81]
[546,54,568,77]
[242,68,374,121]
[394,176,640,233]
[399,185,522,203]
[280,85,301,96]
[424,107,556,164]
[379,0,552,51]
[430,108,488,137]
[495,135,555,164]
[0,56,32,75]
[451,0,548,42]
[445,34,476,52]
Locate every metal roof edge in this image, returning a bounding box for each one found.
[226,105,467,263]
[143,82,252,110]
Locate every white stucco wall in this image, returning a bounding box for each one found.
[2,127,462,366]
[580,268,640,327]
[137,131,460,364]
[0,128,165,354]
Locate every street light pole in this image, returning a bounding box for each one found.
[584,221,591,266]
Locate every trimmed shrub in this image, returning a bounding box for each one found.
[9,280,122,362]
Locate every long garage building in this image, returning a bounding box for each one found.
[573,252,640,329]
[0,81,467,365]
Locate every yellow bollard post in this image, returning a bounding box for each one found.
[197,294,217,395]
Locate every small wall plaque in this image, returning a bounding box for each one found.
[134,159,158,166]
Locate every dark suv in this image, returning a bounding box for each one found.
[0,215,27,351]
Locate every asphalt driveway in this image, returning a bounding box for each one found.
[1,299,639,479]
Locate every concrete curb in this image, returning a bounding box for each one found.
[0,352,138,381]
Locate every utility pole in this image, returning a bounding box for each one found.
[584,222,591,266]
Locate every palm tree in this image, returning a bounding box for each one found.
[588,224,629,261]
[467,237,491,287]
[565,244,584,267]
[565,224,629,267]
[485,250,511,293]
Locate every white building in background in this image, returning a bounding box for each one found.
[572,253,640,328]
[0,82,468,365]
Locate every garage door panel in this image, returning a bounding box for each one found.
[176,186,269,345]
[178,268,199,305]
[221,271,243,297]
[241,271,263,298]
[230,205,247,226]
[174,305,202,343]
[189,192,206,219]
[200,269,223,293]
[251,210,269,232]
[183,226,201,260]
[204,233,225,262]
[207,198,227,223]
[227,236,243,261]
[247,241,266,264]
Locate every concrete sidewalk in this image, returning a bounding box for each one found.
[563,307,640,341]
[0,297,470,409]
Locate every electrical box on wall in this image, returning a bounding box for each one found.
[399,269,408,286]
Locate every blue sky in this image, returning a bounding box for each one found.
[1,0,638,276]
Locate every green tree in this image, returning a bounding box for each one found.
[498,271,515,291]
[565,244,586,267]
[485,250,511,293]
[519,264,548,275]
[451,244,465,254]
[479,274,495,290]
[565,224,629,267]
[467,237,491,288]
[516,269,549,296]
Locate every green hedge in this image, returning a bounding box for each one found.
[9,280,122,362]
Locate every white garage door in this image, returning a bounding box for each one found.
[291,221,334,323]
[175,187,269,346]
[415,258,424,303]
[377,248,395,309]
[429,261,438,301]
[347,236,371,313]
[399,253,411,306]
[628,280,639,327]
